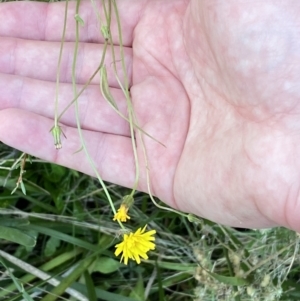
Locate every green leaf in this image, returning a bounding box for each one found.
[74,14,84,26]
[41,255,95,301]
[0,218,29,228]
[155,261,164,301]
[92,257,121,274]
[16,192,58,213]
[84,271,97,301]
[0,259,35,301]
[53,194,64,212]
[0,249,83,299]
[0,225,36,247]
[100,65,119,110]
[150,272,194,293]
[149,260,196,272]
[47,164,66,183]
[44,236,61,257]
[129,272,145,301]
[20,181,26,195]
[69,281,138,301]
[26,224,104,252]
[207,270,249,286]
[73,201,85,220]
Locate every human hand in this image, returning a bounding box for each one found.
[1,0,300,231]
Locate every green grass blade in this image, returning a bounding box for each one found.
[0,225,36,247]
[25,224,100,251]
[0,248,83,299]
[83,271,97,301]
[40,254,95,301]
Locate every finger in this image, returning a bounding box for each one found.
[0,73,130,136]
[0,37,132,86]
[0,108,135,188]
[0,0,146,46]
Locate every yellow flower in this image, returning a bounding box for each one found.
[115,225,156,265]
[113,204,130,222]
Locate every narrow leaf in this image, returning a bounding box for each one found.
[92,257,121,274]
[129,272,145,301]
[20,181,26,195]
[0,225,36,247]
[207,270,249,286]
[100,65,119,110]
[84,271,97,301]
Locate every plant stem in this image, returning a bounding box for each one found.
[111,0,139,196]
[71,0,123,228]
[54,0,68,128]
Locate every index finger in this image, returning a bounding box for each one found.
[0,0,146,46]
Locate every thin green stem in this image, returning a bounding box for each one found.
[101,0,111,25]
[111,0,129,90]
[111,0,175,216]
[90,0,103,27]
[54,0,69,128]
[111,0,139,195]
[138,127,189,218]
[57,42,108,122]
[71,0,123,229]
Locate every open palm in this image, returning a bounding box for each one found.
[1,0,300,231]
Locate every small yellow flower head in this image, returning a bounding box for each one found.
[115,225,156,265]
[113,204,131,222]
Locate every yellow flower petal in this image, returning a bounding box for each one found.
[113,204,131,222]
[114,225,156,265]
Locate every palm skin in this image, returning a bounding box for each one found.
[0,0,300,231]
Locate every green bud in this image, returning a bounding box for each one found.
[74,14,84,26]
[50,125,65,149]
[187,214,202,224]
[101,25,110,41]
[122,195,134,207]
